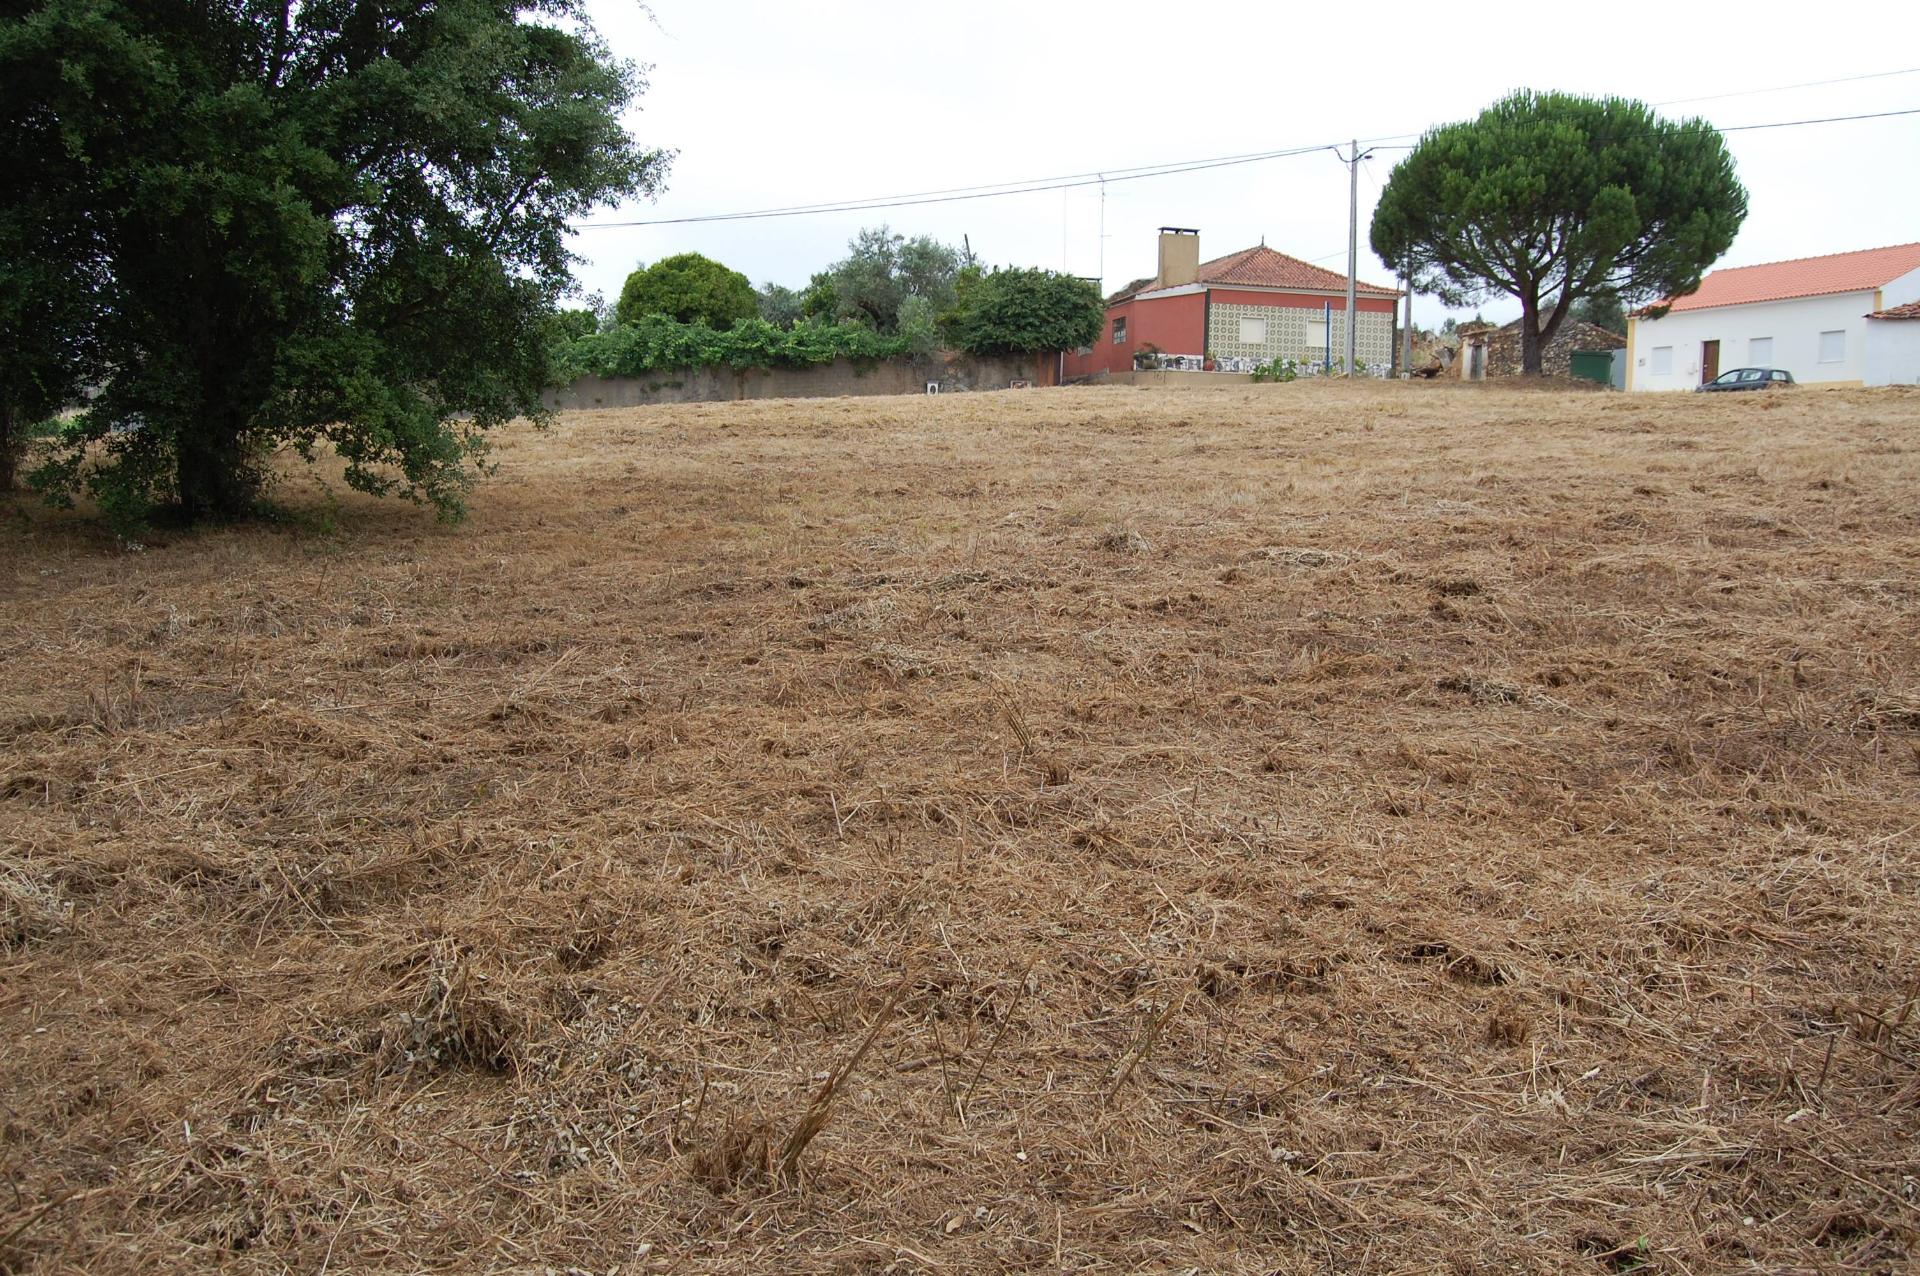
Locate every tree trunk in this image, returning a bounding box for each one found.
[1537,289,1575,356]
[1519,294,1544,376]
[175,421,257,522]
[0,403,17,492]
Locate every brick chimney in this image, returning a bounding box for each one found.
[1156,227,1199,289]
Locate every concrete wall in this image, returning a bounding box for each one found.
[1866,320,1920,386]
[544,351,1055,411]
[1628,290,1876,391]
[1085,369,1255,388]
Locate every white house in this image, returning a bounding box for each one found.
[1627,242,1920,391]
[1865,301,1920,387]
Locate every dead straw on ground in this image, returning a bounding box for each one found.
[3,379,1920,1273]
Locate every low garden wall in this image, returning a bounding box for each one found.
[545,352,1057,411]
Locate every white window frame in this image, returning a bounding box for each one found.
[1305,318,1328,348]
[1818,330,1845,364]
[1651,345,1674,376]
[1238,316,1267,345]
[1111,316,1127,345]
[1748,337,1772,365]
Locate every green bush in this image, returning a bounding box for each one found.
[552,315,913,382]
[1250,357,1299,383]
[616,253,759,329]
[945,267,1103,357]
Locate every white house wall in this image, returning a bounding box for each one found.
[1883,264,1920,310]
[1866,322,1920,386]
[1629,291,1875,391]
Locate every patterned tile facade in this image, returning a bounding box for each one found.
[1208,300,1395,368]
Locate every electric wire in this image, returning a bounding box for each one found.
[577,143,1338,229]
[571,93,1920,230]
[1717,106,1920,131]
[1655,65,1920,107]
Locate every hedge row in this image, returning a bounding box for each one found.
[553,315,912,381]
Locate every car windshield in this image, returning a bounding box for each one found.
[1712,371,1743,384]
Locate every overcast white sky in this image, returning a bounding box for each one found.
[569,0,1918,325]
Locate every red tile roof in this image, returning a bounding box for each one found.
[1110,245,1400,302]
[1867,300,1920,320]
[1659,243,1920,313]
[1195,245,1401,296]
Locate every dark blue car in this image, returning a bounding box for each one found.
[1697,367,1794,392]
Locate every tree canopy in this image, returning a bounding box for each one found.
[2,0,666,526]
[945,267,1103,357]
[1571,288,1628,336]
[0,160,95,493]
[809,227,966,333]
[615,252,757,329]
[1370,90,1746,374]
[755,281,804,328]
[798,272,838,323]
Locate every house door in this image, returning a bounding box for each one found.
[1701,340,1720,385]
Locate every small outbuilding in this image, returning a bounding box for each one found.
[1865,300,1920,387]
[1454,318,1625,382]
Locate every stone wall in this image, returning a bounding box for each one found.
[1460,320,1625,379]
[543,351,1055,412]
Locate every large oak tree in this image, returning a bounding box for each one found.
[1,0,668,526]
[1370,91,1746,375]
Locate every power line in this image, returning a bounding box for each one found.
[587,143,1333,225]
[576,142,1338,229]
[571,102,1918,232]
[1656,65,1920,108]
[1718,105,1920,131]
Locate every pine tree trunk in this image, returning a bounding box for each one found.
[1519,295,1544,376]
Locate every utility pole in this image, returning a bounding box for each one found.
[1402,247,1414,376]
[1345,139,1359,376]
[1097,175,1107,298]
[1339,140,1376,376]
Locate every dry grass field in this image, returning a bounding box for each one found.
[4,380,1920,1274]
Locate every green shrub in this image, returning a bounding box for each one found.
[552,316,913,382]
[944,267,1102,356]
[615,253,759,329]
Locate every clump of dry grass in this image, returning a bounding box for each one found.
[1093,524,1152,554]
[4,379,1920,1273]
[1,864,72,950]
